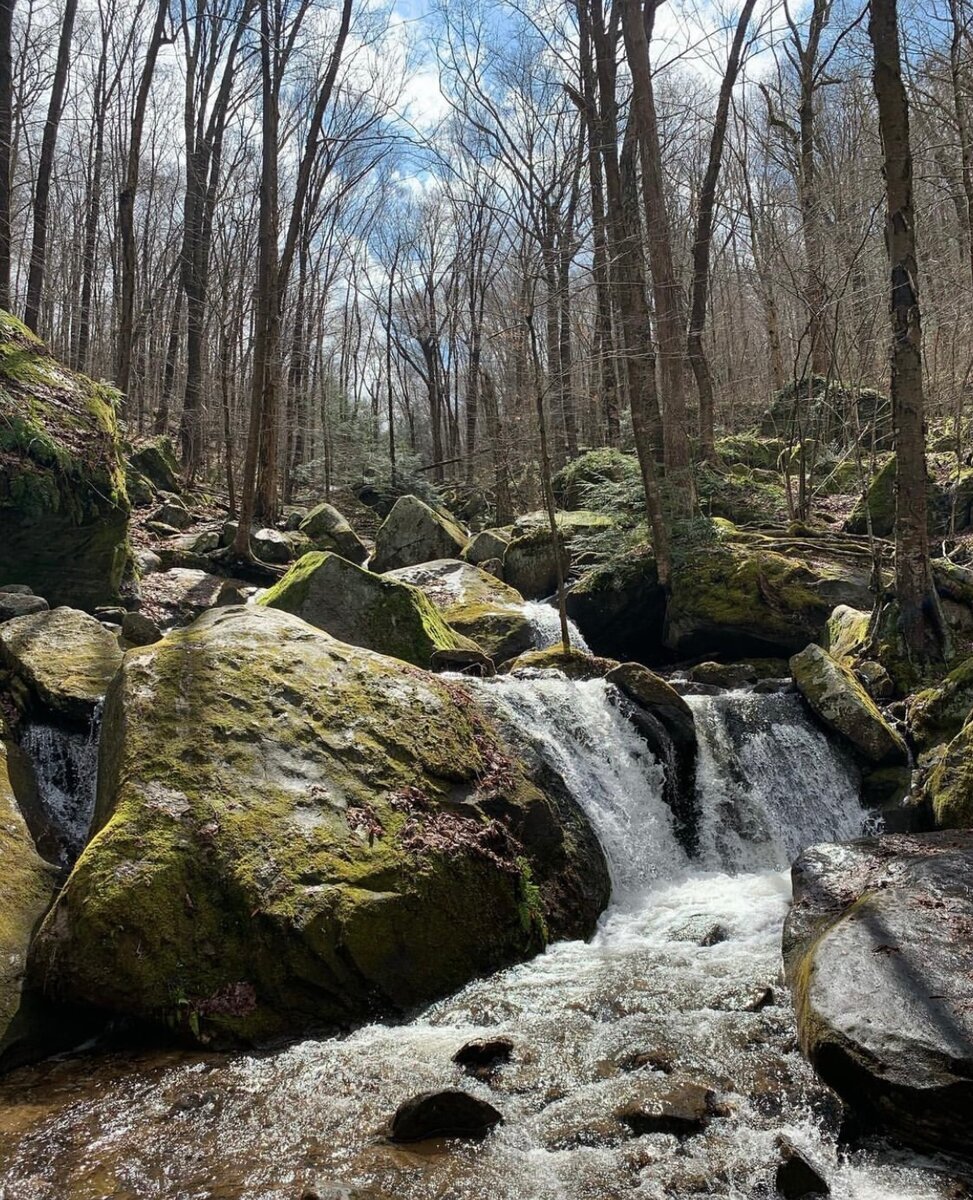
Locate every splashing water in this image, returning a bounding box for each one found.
[519,600,590,653]
[0,682,966,1199]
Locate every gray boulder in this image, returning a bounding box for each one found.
[371,496,468,573]
[298,503,368,564]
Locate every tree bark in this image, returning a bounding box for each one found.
[0,0,15,311]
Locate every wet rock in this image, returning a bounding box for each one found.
[298,503,368,564]
[0,592,48,622]
[784,831,973,1157]
[790,644,907,766]
[29,606,609,1044]
[371,495,469,573]
[452,1036,514,1078]
[616,1049,676,1075]
[924,717,973,827]
[744,985,775,1011]
[389,1089,503,1142]
[614,1078,716,1139]
[501,646,617,679]
[121,611,162,647]
[566,551,666,663]
[0,607,122,721]
[259,552,484,670]
[775,1137,830,1197]
[543,1114,623,1150]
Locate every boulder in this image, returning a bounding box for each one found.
[138,568,226,628]
[371,496,468,573]
[298,503,368,565]
[565,552,666,663]
[906,657,973,752]
[129,436,182,494]
[503,527,571,601]
[463,528,511,566]
[0,728,59,1067]
[784,832,973,1157]
[28,606,609,1043]
[259,553,486,670]
[0,312,130,608]
[614,1077,716,1139]
[252,527,298,565]
[0,592,48,622]
[149,498,193,531]
[605,663,694,749]
[124,464,155,507]
[824,605,870,665]
[715,434,786,470]
[761,377,891,450]
[924,718,973,827]
[552,448,641,509]
[845,454,945,538]
[790,644,907,766]
[0,607,122,721]
[386,559,533,663]
[389,1090,502,1142]
[775,1138,830,1198]
[452,1036,514,1078]
[501,646,617,679]
[121,611,162,648]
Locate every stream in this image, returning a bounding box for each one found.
[0,679,969,1199]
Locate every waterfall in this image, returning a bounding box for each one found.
[18,702,102,865]
[518,600,590,653]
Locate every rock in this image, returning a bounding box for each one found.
[552,448,642,508]
[135,549,162,575]
[614,1078,716,1139]
[452,1036,514,1077]
[0,607,123,721]
[0,584,33,594]
[144,520,183,539]
[510,509,614,540]
[150,499,193,531]
[855,659,893,699]
[129,436,182,494]
[824,605,870,665]
[181,529,220,555]
[121,611,162,647]
[0,728,59,1068]
[298,503,368,564]
[790,644,907,766]
[371,495,469,573]
[389,1090,503,1142]
[463,528,511,566]
[715,433,787,470]
[566,552,666,662]
[503,527,571,600]
[606,663,693,739]
[501,646,617,679]
[251,527,294,565]
[259,552,486,670]
[948,467,973,532]
[775,1137,830,1197]
[386,559,533,663]
[0,592,48,622]
[281,507,307,532]
[907,656,973,752]
[0,312,130,608]
[29,606,609,1043]
[784,832,973,1157]
[138,568,226,628]
[845,454,945,538]
[479,557,504,580]
[762,377,891,450]
[616,1048,676,1074]
[925,718,973,827]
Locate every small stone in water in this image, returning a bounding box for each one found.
[615,1080,715,1139]
[745,986,776,1011]
[701,923,730,946]
[389,1089,503,1143]
[616,1049,676,1074]
[775,1137,830,1197]
[452,1036,514,1078]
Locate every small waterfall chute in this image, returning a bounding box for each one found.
[518,601,589,653]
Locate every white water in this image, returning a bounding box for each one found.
[519,600,590,654]
[0,681,964,1199]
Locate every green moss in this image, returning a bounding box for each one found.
[552,449,642,509]
[926,719,973,828]
[715,434,786,470]
[907,657,973,751]
[502,646,617,678]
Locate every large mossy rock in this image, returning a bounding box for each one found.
[259,552,483,670]
[925,717,973,827]
[28,606,609,1044]
[824,605,870,665]
[128,436,181,494]
[565,552,666,663]
[845,455,945,538]
[0,313,130,607]
[0,607,123,721]
[784,832,973,1157]
[297,503,368,565]
[371,495,468,573]
[503,527,571,601]
[551,449,641,509]
[790,644,907,766]
[907,657,973,753]
[761,376,891,449]
[386,560,533,663]
[0,727,59,1067]
[714,434,786,471]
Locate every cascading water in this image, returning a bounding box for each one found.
[0,680,965,1199]
[519,601,590,653]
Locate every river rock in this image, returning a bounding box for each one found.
[0,312,130,608]
[129,436,182,494]
[452,1036,514,1078]
[389,1089,503,1142]
[298,503,368,564]
[784,832,973,1157]
[614,1077,716,1138]
[371,495,469,573]
[386,559,533,663]
[503,527,571,601]
[0,607,122,721]
[0,592,48,622]
[0,728,59,1068]
[28,605,609,1044]
[259,552,487,670]
[790,644,907,766]
[907,656,973,752]
[463,528,511,566]
[502,646,616,679]
[775,1137,830,1197]
[924,717,973,827]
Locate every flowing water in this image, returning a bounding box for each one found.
[0,682,968,1200]
[519,602,590,654]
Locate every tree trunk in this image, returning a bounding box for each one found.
[0,0,15,311]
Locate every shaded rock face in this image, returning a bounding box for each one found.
[784,832,973,1158]
[389,1090,502,1142]
[129,436,181,494]
[386,560,533,664]
[0,607,122,722]
[371,496,468,573]
[463,529,511,566]
[298,503,368,564]
[259,553,483,670]
[0,313,130,608]
[845,455,945,539]
[925,717,973,828]
[0,731,59,1067]
[566,552,666,664]
[29,606,609,1045]
[907,656,973,753]
[790,644,908,767]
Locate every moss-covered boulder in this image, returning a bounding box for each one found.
[824,605,870,665]
[386,560,533,663]
[906,657,973,753]
[0,607,123,721]
[790,644,907,766]
[715,434,786,471]
[0,727,59,1067]
[924,718,973,827]
[503,527,571,601]
[501,646,617,679]
[565,551,666,664]
[298,503,368,564]
[845,455,946,538]
[128,436,181,494]
[371,495,469,573]
[463,528,511,566]
[28,605,609,1044]
[259,552,486,670]
[761,376,892,449]
[0,313,130,608]
[551,449,641,509]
